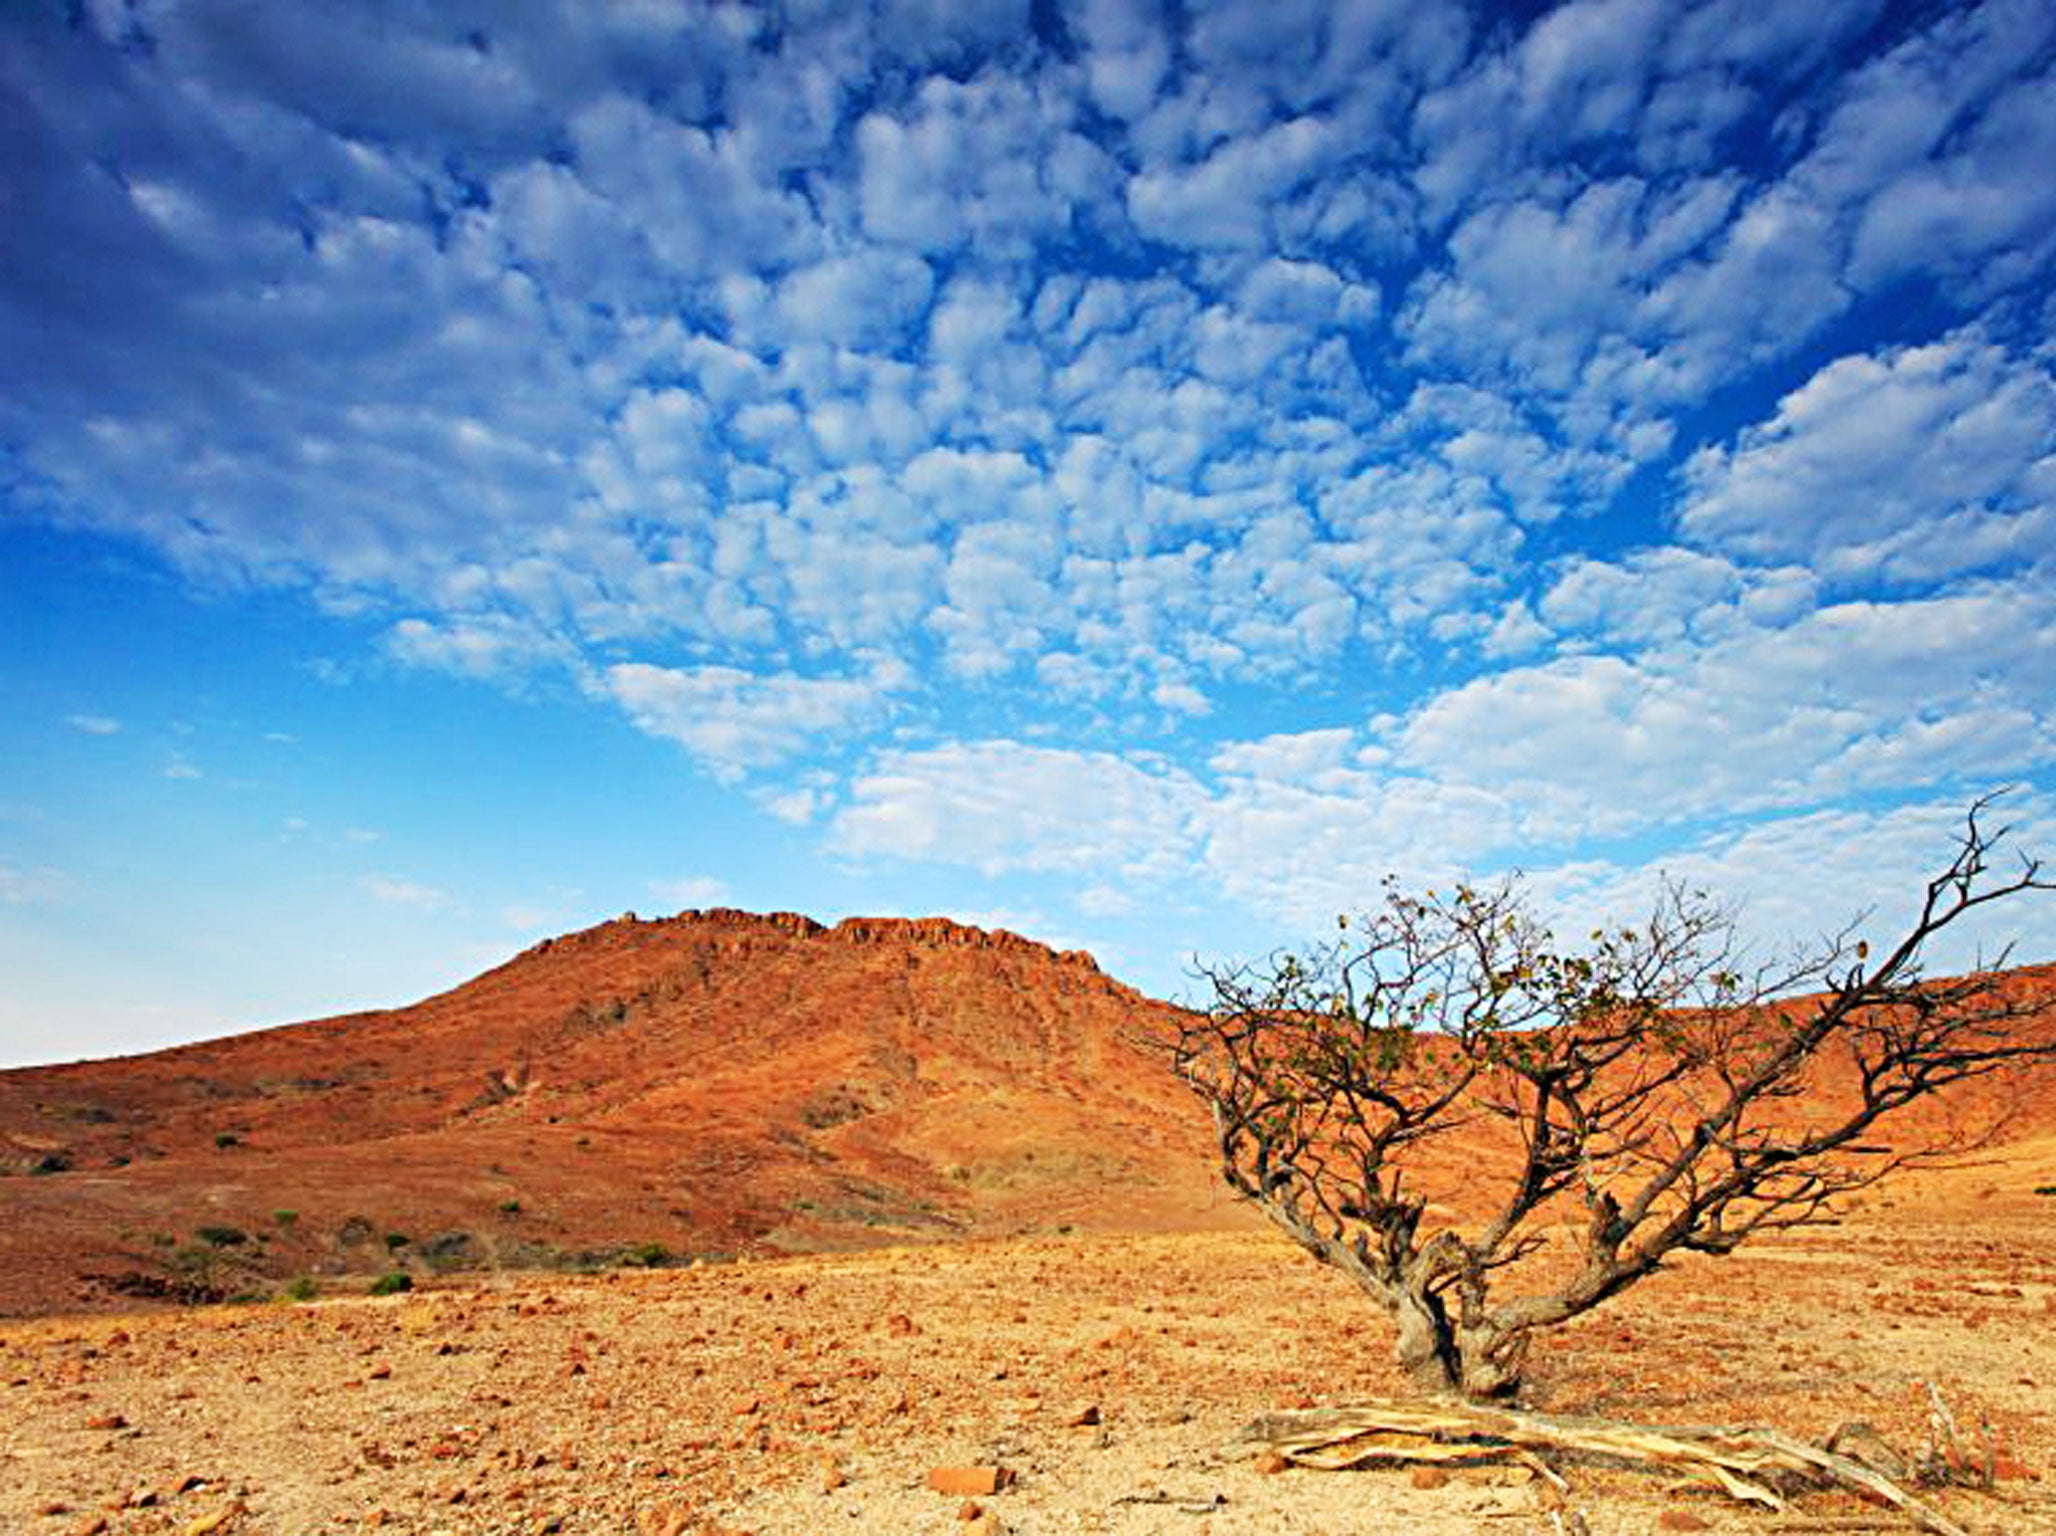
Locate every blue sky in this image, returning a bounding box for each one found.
[4,0,2055,1067]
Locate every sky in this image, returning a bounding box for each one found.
[3,0,2055,1068]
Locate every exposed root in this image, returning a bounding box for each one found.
[1233,1399,1972,1536]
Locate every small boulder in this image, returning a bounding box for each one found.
[926,1466,1014,1497]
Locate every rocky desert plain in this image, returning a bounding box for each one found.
[2,911,2055,1536]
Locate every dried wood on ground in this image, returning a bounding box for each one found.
[1234,1400,1973,1536]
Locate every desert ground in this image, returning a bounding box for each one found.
[4,1149,2054,1536]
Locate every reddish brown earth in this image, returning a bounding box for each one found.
[0,911,1227,1316]
[3,915,2055,1533]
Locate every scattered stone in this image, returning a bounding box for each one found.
[38,1501,69,1516]
[1408,1466,1449,1490]
[634,1508,691,1536]
[884,1314,918,1337]
[1252,1451,1289,1476]
[84,1414,126,1431]
[926,1466,1015,1497]
[1067,1404,1101,1426]
[957,1499,984,1520]
[1656,1513,1712,1532]
[71,1518,107,1536]
[182,1503,242,1536]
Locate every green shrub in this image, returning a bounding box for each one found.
[2036,1184,2056,1197]
[368,1271,413,1296]
[214,1132,241,1149]
[280,1276,319,1302]
[497,1199,521,1215]
[194,1224,248,1248]
[273,1209,299,1230]
[383,1232,410,1251]
[623,1240,671,1268]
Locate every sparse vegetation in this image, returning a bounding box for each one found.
[273,1208,299,1230]
[383,1232,410,1251]
[280,1276,319,1302]
[214,1132,241,1149]
[2036,1185,2056,1197]
[497,1198,521,1214]
[1175,799,2056,1400]
[194,1224,248,1248]
[368,1271,413,1296]
[621,1240,672,1268]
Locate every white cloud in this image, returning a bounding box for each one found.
[760,787,827,826]
[1391,586,2056,838]
[1534,793,2056,979]
[1678,332,2056,581]
[1076,882,1137,918]
[65,715,121,735]
[1069,0,1173,122]
[384,614,574,682]
[604,658,910,780]
[769,250,937,351]
[830,740,1204,878]
[361,876,454,911]
[1127,114,1338,250]
[857,74,1102,258]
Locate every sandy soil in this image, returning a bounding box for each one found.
[4,1163,2054,1536]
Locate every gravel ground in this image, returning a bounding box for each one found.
[3,1179,2054,1536]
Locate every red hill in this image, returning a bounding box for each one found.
[0,911,1229,1315]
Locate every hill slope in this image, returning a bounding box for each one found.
[0,911,1230,1314]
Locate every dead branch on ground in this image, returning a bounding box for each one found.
[1233,1399,1977,1536]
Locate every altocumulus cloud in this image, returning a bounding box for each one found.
[5,0,2056,985]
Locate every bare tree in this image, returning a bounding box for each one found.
[1172,800,2056,1401]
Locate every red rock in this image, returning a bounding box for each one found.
[71,1518,108,1536]
[1066,1404,1101,1426]
[84,1413,126,1430]
[1408,1466,1449,1489]
[1253,1451,1290,1475]
[926,1466,1015,1496]
[957,1500,984,1520]
[1657,1513,1712,1531]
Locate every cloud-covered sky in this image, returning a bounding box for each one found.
[4,0,2054,1065]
